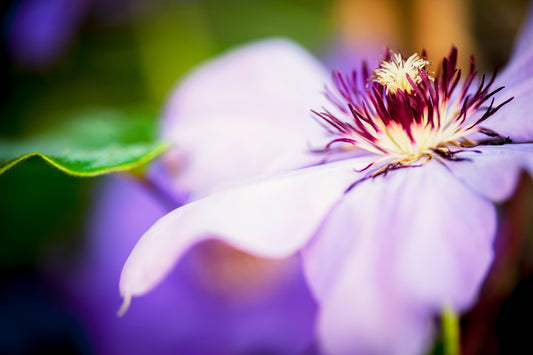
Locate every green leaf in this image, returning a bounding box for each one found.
[0,110,171,177]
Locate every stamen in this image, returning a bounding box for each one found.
[372,52,433,94]
[314,47,512,180]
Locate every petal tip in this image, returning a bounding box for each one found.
[117,294,132,317]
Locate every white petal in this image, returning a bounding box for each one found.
[166,115,326,198]
[161,38,331,196]
[392,164,496,310]
[303,162,496,354]
[119,158,373,301]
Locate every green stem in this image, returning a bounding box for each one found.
[442,305,460,355]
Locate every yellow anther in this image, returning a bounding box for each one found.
[373,52,432,94]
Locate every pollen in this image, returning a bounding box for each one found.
[372,52,433,94]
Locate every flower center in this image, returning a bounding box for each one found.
[315,47,512,174]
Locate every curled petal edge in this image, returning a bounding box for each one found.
[118,158,374,315]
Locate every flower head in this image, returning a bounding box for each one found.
[119,7,533,353]
[317,48,512,176]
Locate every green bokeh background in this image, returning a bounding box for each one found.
[1,0,335,268]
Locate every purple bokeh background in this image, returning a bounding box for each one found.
[57,172,318,355]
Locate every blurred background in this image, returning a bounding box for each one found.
[0,0,532,353]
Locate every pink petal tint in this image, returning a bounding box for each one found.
[447,145,533,202]
[119,158,374,302]
[494,4,533,84]
[160,39,331,198]
[120,7,533,353]
[484,5,533,142]
[62,176,317,354]
[303,162,495,354]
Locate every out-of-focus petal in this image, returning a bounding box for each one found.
[7,0,86,69]
[318,248,432,355]
[303,161,496,354]
[324,42,383,76]
[302,169,433,355]
[61,176,317,355]
[496,3,533,84]
[120,157,373,301]
[446,144,533,202]
[509,3,533,61]
[392,165,496,310]
[484,4,533,141]
[163,38,328,129]
[162,115,327,198]
[482,76,533,142]
[160,39,331,196]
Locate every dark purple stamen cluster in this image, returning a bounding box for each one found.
[313,47,513,158]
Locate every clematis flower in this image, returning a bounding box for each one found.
[119,6,533,354]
